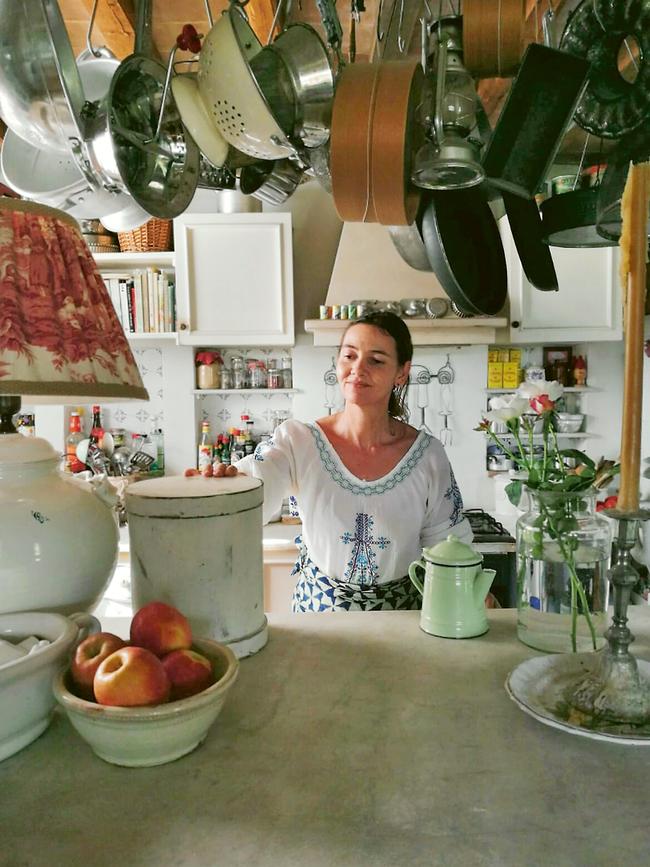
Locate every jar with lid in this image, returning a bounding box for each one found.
[280,356,293,389]
[220,367,233,390]
[247,359,265,389]
[267,360,282,389]
[231,355,246,390]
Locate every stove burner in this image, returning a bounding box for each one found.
[463,508,515,543]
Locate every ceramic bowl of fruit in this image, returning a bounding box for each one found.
[52,603,239,767]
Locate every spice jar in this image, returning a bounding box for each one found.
[231,355,245,390]
[267,361,282,389]
[220,367,233,390]
[248,359,266,389]
[280,356,293,389]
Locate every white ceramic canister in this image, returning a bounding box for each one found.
[0,434,119,615]
[125,475,267,658]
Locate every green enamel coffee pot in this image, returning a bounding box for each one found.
[408,535,496,638]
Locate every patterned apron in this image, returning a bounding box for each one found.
[290,536,422,612]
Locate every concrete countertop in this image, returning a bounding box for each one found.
[3,609,650,867]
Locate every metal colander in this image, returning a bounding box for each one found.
[197,7,294,161]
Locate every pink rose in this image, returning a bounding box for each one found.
[530,394,555,414]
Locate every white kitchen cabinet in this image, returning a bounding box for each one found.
[173,213,294,346]
[501,218,622,344]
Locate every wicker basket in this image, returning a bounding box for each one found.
[117,218,172,253]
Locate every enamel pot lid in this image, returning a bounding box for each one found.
[420,187,508,315]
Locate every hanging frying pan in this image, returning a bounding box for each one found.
[420,187,508,316]
[540,187,618,248]
[387,194,432,271]
[560,0,650,139]
[502,192,559,291]
[482,43,590,199]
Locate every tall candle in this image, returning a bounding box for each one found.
[617,161,650,512]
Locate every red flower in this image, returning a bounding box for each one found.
[530,394,555,414]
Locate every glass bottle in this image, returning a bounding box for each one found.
[197,421,213,472]
[267,360,282,389]
[65,412,86,473]
[220,367,233,390]
[516,488,612,653]
[89,405,104,449]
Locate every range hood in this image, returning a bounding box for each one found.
[305,222,507,346]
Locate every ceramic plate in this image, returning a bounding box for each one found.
[505,653,650,745]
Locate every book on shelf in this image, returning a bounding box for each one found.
[100,269,176,334]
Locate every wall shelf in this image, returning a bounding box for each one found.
[305,317,508,346]
[193,389,299,396]
[490,432,595,440]
[95,251,175,268]
[484,387,599,394]
[128,332,177,341]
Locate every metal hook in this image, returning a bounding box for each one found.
[397,0,406,53]
[152,45,178,143]
[267,0,286,44]
[205,0,214,27]
[572,133,590,191]
[376,0,385,42]
[86,0,102,58]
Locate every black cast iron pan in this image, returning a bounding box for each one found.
[420,187,508,316]
[502,192,558,291]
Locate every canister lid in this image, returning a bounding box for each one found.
[125,475,263,518]
[422,534,482,567]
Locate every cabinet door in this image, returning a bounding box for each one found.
[502,218,622,344]
[174,213,294,346]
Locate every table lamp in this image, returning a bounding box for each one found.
[0,197,148,616]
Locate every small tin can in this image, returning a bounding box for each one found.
[356,303,366,318]
[331,304,341,320]
[347,303,357,320]
[340,304,348,320]
[319,305,330,320]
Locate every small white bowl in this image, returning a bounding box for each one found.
[53,637,239,767]
[555,413,584,434]
[0,611,98,762]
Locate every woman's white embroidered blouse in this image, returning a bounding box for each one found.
[235,419,472,585]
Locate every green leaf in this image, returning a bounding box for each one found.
[560,449,595,470]
[505,479,523,506]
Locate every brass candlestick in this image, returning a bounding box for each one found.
[570,508,650,725]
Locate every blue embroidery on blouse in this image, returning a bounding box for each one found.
[308,425,431,495]
[288,495,300,517]
[253,437,275,462]
[444,466,464,525]
[341,513,390,586]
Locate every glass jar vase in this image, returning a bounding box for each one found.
[516,488,612,653]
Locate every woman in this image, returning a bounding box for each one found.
[232,311,472,612]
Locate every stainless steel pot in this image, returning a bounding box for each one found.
[264,24,335,149]
[240,159,303,205]
[0,0,85,153]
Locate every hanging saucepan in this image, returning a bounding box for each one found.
[239,159,303,205]
[502,192,559,291]
[0,0,86,153]
[560,0,650,139]
[597,125,650,242]
[482,43,590,198]
[540,187,618,248]
[0,50,131,220]
[102,0,200,219]
[420,187,508,316]
[259,23,335,149]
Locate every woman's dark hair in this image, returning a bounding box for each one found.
[340,311,413,421]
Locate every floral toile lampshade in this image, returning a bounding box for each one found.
[0,197,147,406]
[0,197,150,618]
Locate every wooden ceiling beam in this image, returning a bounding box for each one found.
[77,0,136,59]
